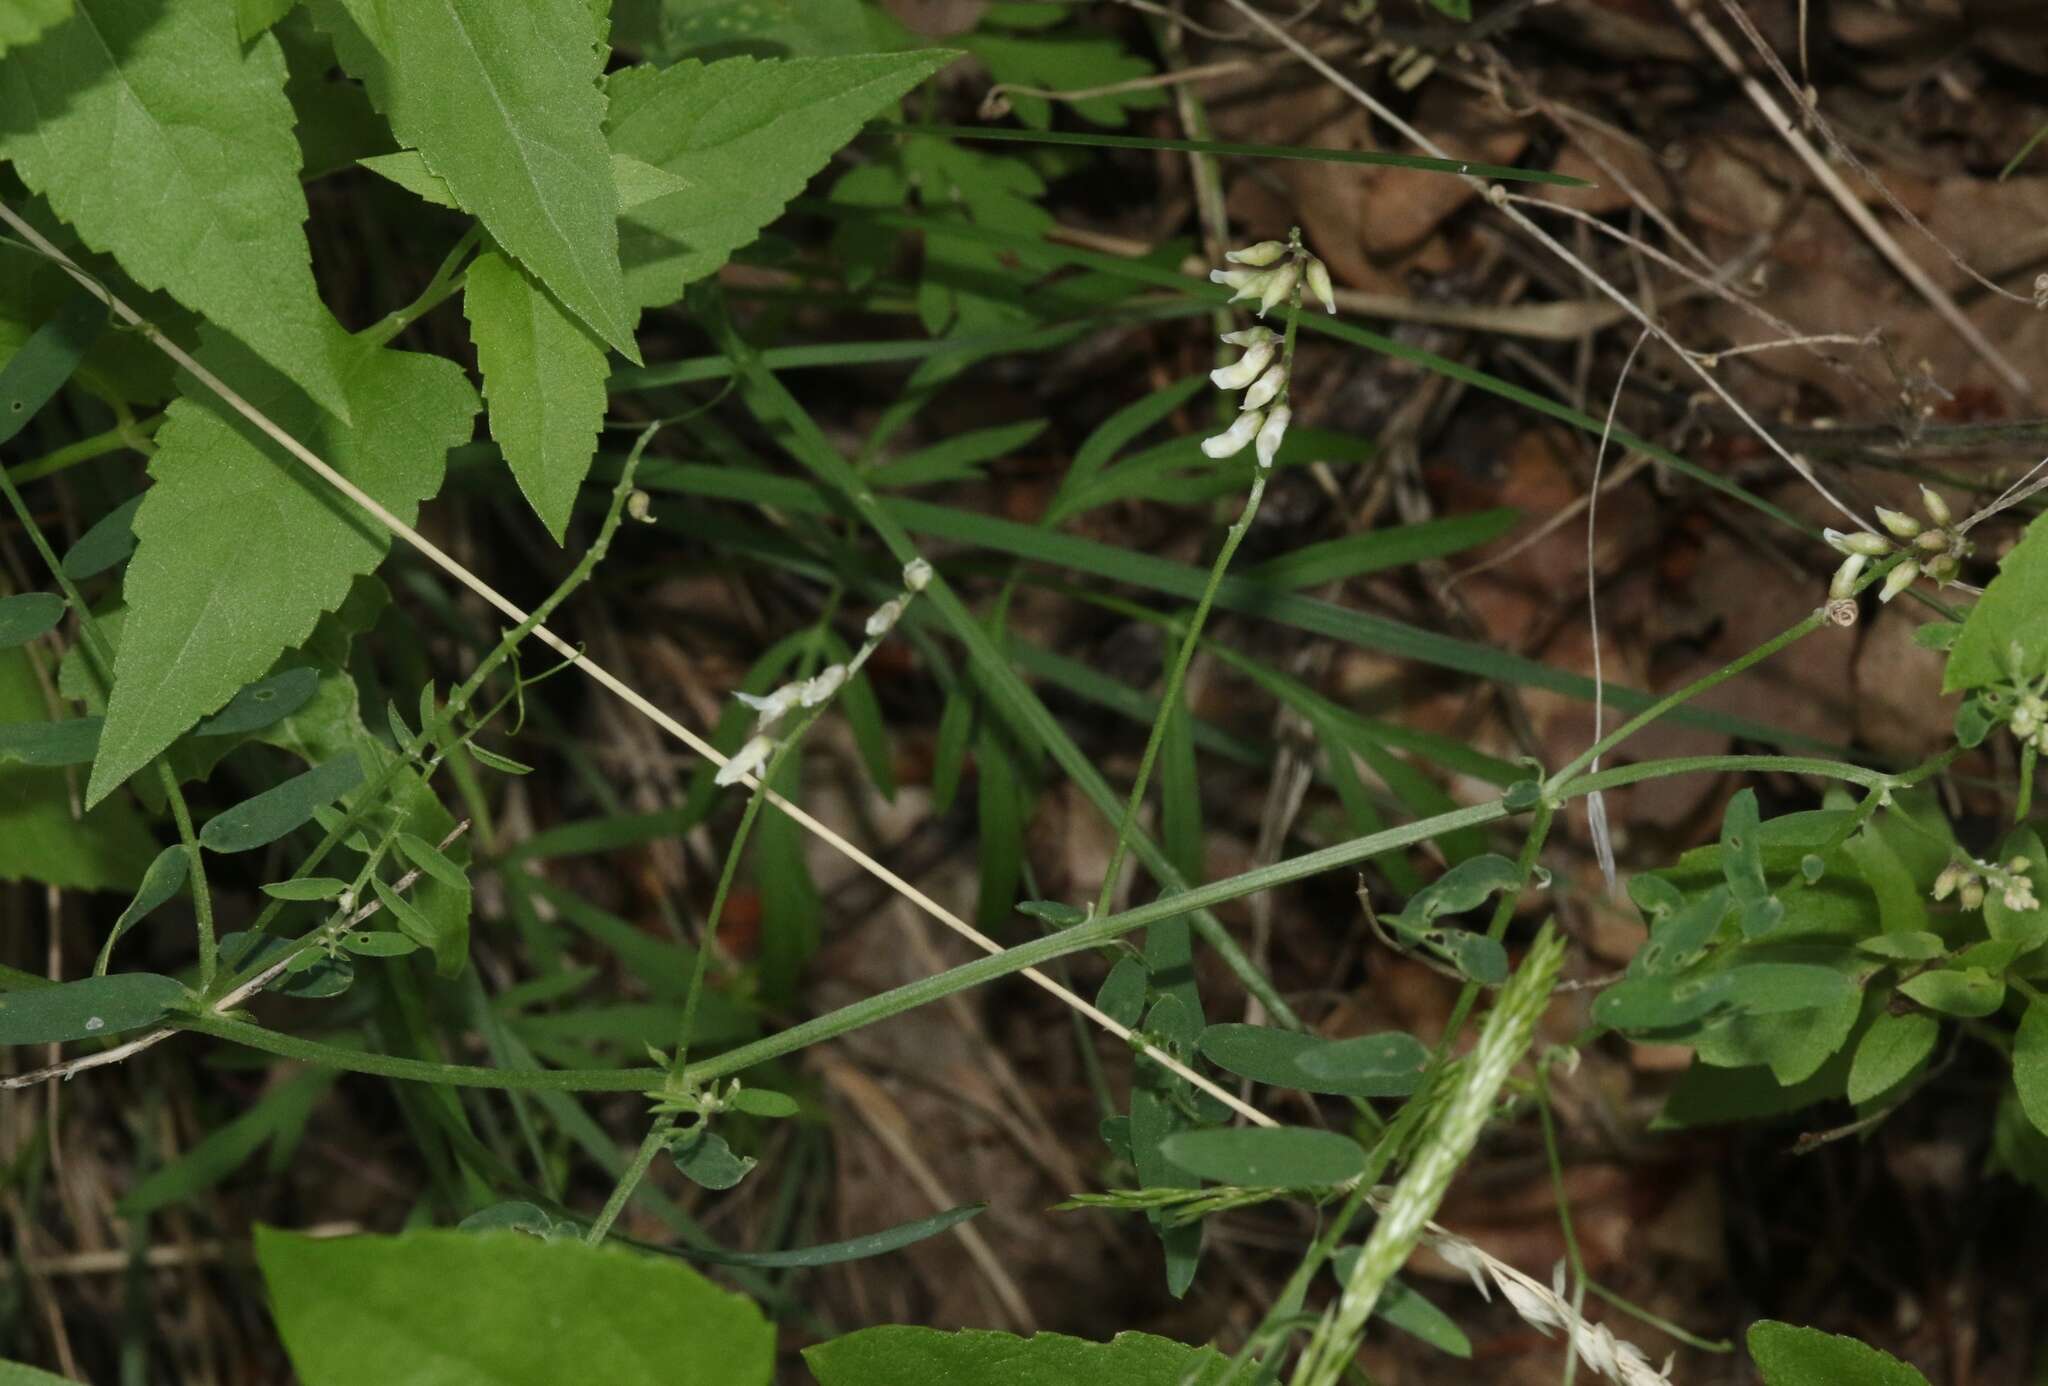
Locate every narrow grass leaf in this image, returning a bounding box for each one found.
[667,1203,983,1268]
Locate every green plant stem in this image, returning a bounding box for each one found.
[585,1122,672,1246]
[0,448,221,990]
[363,224,481,349]
[5,413,162,485]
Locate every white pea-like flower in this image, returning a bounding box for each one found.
[1828,553,1866,601]
[865,595,908,638]
[1875,507,1921,539]
[1878,560,1920,602]
[716,734,774,786]
[1210,338,1275,390]
[1210,267,1269,303]
[1255,406,1290,470]
[1241,362,1287,411]
[1824,528,1891,557]
[1256,261,1300,317]
[799,664,847,707]
[1201,408,1265,459]
[1304,256,1337,314]
[1225,240,1287,267]
[902,557,933,591]
[735,683,801,725]
[1220,326,1278,349]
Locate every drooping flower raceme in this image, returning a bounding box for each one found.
[1201,232,1335,466]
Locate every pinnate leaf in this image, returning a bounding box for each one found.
[0,0,348,415]
[315,0,637,358]
[256,1226,774,1386]
[464,246,608,541]
[87,329,476,805]
[606,49,955,312]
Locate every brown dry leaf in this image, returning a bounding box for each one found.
[1538,123,1674,219]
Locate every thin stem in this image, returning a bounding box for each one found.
[585,1123,671,1246]
[364,225,482,350]
[5,413,161,485]
[160,765,217,994]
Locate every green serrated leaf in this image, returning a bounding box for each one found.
[200,754,363,853]
[464,246,609,542]
[1158,1125,1366,1188]
[1945,510,2048,692]
[0,593,63,649]
[315,0,637,359]
[257,1226,774,1386]
[0,972,185,1045]
[606,49,954,311]
[87,328,476,805]
[1748,1321,1932,1386]
[355,150,460,208]
[0,0,349,416]
[805,1328,1229,1386]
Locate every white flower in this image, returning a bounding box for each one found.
[1209,338,1275,390]
[1210,267,1268,302]
[1824,528,1891,557]
[1878,559,1920,603]
[901,557,933,591]
[716,734,774,786]
[1256,261,1300,317]
[1827,553,1866,601]
[1225,240,1287,267]
[799,664,847,707]
[1241,362,1287,411]
[1220,326,1278,349]
[865,595,908,638]
[1200,408,1264,459]
[1255,406,1290,469]
[1304,256,1337,314]
[735,683,801,725]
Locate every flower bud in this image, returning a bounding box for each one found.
[1210,267,1270,305]
[1226,240,1288,267]
[1828,553,1867,601]
[902,557,933,591]
[1220,326,1278,349]
[1201,408,1264,459]
[1241,361,1288,411]
[1875,507,1921,539]
[1919,485,1953,527]
[1257,261,1300,317]
[1878,559,1920,603]
[1925,553,1959,584]
[1210,339,1275,390]
[1914,529,1952,553]
[799,664,847,707]
[736,683,801,725]
[1961,879,1986,911]
[1303,256,1337,314]
[1932,864,1964,901]
[865,595,908,638]
[716,734,774,787]
[1255,406,1290,470]
[1825,528,1892,557]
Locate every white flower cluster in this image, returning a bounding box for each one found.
[1934,854,2039,914]
[715,557,934,787]
[1200,235,1337,470]
[2012,691,2048,758]
[1431,1236,1674,1386]
[1823,485,1970,621]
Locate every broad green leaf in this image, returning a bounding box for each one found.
[1898,966,2004,1018]
[605,50,954,311]
[0,716,99,766]
[0,1358,78,1385]
[1748,1321,1931,1386]
[463,246,608,541]
[1394,854,1521,928]
[0,281,104,448]
[0,0,70,56]
[1633,886,1731,974]
[235,0,295,41]
[0,972,185,1045]
[0,593,62,649]
[2014,998,2048,1137]
[87,330,476,805]
[192,667,322,737]
[1095,957,1148,1029]
[0,0,348,416]
[59,493,141,579]
[0,650,153,891]
[1202,1024,1426,1098]
[94,844,188,973]
[671,1128,753,1189]
[200,754,363,853]
[1593,970,1736,1032]
[805,1328,1229,1386]
[316,0,637,358]
[257,1227,775,1386]
[1158,1125,1366,1188]
[1848,1009,1936,1105]
[1946,511,2048,692]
